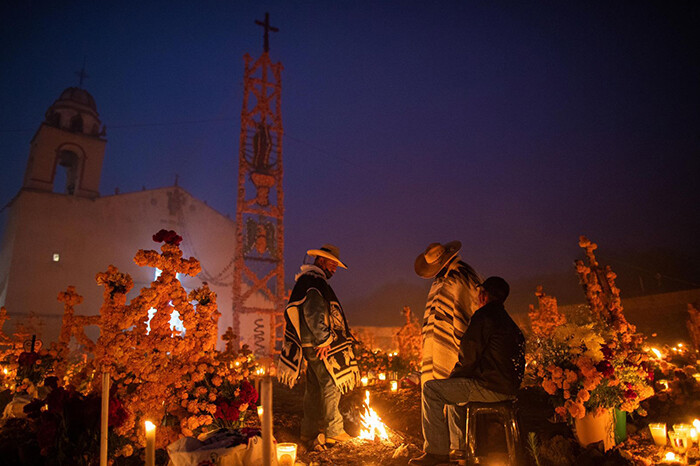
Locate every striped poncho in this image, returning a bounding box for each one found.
[421,256,480,385]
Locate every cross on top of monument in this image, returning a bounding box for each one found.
[75,57,89,88]
[255,12,278,53]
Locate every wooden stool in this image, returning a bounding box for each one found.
[465,399,521,465]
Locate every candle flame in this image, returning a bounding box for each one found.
[693,419,700,430]
[664,451,676,461]
[145,420,156,432]
[358,390,390,442]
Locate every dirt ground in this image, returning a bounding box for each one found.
[272,380,423,465]
[270,381,685,466]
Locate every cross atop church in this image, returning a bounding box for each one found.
[75,57,89,88]
[255,12,278,53]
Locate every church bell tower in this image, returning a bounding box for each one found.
[23,87,106,198]
[231,13,286,355]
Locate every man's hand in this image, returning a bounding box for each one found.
[315,345,330,360]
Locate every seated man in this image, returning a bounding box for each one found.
[410,276,525,466]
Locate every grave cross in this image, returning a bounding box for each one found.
[255,12,278,53]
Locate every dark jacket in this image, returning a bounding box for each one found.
[449,300,525,395]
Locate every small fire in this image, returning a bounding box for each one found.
[358,390,389,442]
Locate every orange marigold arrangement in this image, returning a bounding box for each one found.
[526,237,654,421]
[5,230,261,461]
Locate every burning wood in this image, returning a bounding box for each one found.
[358,390,390,442]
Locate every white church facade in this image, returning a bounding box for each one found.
[0,87,272,347]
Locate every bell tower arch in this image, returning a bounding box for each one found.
[23,87,106,199]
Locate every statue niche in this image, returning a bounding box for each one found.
[249,122,276,207]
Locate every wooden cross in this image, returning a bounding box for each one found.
[255,12,278,53]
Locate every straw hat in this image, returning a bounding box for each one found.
[414,241,461,278]
[307,244,348,269]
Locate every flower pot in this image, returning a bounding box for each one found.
[574,409,615,451]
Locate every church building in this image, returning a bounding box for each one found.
[0,87,271,347]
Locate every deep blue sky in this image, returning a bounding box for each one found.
[1,1,698,319]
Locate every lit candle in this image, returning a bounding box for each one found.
[378,373,386,381]
[690,427,697,445]
[390,380,398,392]
[276,442,297,466]
[669,430,689,454]
[257,405,264,418]
[145,420,156,466]
[663,451,676,462]
[673,423,691,437]
[648,423,667,446]
[100,372,110,466]
[361,376,368,387]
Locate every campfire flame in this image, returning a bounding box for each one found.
[358,390,390,442]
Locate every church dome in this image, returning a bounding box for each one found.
[57,87,97,111]
[44,87,104,137]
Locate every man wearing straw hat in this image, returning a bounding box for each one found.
[410,276,525,465]
[414,241,481,455]
[277,244,359,447]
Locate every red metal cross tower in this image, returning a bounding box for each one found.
[232,14,285,356]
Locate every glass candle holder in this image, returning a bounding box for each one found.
[390,380,398,392]
[648,423,667,446]
[669,431,689,454]
[276,443,297,466]
[673,423,691,437]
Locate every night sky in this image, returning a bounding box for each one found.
[1,1,698,323]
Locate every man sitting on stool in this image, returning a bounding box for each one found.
[409,276,525,466]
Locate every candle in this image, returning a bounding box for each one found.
[390,380,398,392]
[378,373,386,381]
[648,423,667,446]
[690,427,697,445]
[100,372,110,466]
[257,405,264,418]
[663,451,677,462]
[276,442,297,466]
[668,431,689,454]
[145,420,156,466]
[673,423,691,437]
[361,376,368,387]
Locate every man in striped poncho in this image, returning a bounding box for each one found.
[415,241,480,455]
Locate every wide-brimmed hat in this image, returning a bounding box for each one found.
[307,244,348,269]
[414,241,461,278]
